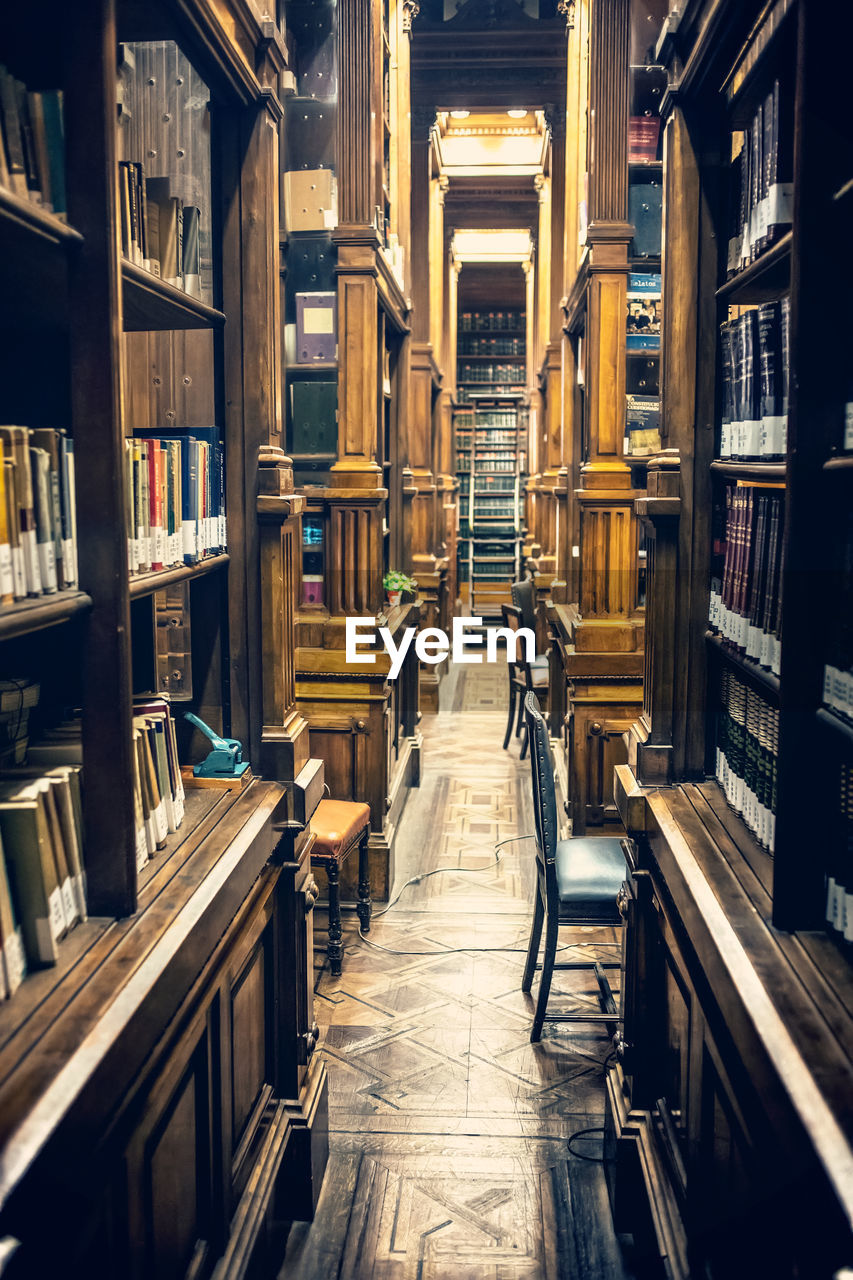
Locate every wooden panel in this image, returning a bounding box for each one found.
[230,941,269,1151]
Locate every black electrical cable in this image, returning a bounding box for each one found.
[566,1125,606,1163]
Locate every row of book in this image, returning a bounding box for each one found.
[458,337,526,357]
[626,273,661,350]
[459,311,524,332]
[0,764,85,992]
[0,68,65,217]
[125,430,226,575]
[474,459,515,474]
[719,300,790,459]
[132,697,185,872]
[825,762,853,942]
[474,410,518,430]
[118,163,204,298]
[709,483,783,676]
[0,426,78,606]
[470,496,515,514]
[457,387,523,403]
[715,668,779,853]
[822,509,853,723]
[458,363,525,385]
[726,80,792,277]
[475,431,515,446]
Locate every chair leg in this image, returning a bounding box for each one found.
[521,888,544,993]
[356,828,371,934]
[515,687,525,738]
[531,914,559,1043]
[326,858,343,976]
[519,720,529,761]
[503,682,516,750]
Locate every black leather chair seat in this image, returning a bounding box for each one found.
[555,837,625,922]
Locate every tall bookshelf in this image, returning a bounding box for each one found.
[467,394,524,619]
[0,1,326,1271]
[609,0,853,1272]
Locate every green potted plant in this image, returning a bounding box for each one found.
[383,570,418,608]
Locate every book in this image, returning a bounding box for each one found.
[0,68,29,199]
[715,668,778,852]
[710,481,783,671]
[626,273,661,350]
[625,394,661,457]
[29,447,58,593]
[0,832,26,997]
[0,427,41,595]
[628,115,660,163]
[0,784,66,964]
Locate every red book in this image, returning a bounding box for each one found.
[629,116,661,163]
[147,439,164,570]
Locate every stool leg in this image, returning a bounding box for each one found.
[531,913,558,1043]
[521,886,544,993]
[326,858,343,976]
[356,829,371,934]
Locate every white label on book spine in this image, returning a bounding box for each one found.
[38,539,57,592]
[767,183,793,229]
[182,521,195,558]
[11,546,25,599]
[763,416,785,459]
[738,612,750,651]
[136,823,149,870]
[771,637,782,677]
[61,538,75,587]
[760,629,771,669]
[48,886,65,940]
[727,237,740,275]
[721,422,732,458]
[3,930,25,994]
[23,529,42,594]
[755,196,770,243]
[220,515,227,549]
[61,876,77,927]
[154,799,168,844]
[746,624,761,661]
[153,526,165,567]
[745,418,760,459]
[845,403,853,453]
[0,544,13,598]
[163,793,177,834]
[827,874,837,924]
[845,892,853,943]
[824,664,837,711]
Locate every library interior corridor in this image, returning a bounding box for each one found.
[1,1,853,1278]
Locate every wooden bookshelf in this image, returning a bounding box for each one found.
[0,590,92,641]
[121,260,226,331]
[705,629,781,697]
[0,1,326,1271]
[715,228,792,304]
[128,553,229,600]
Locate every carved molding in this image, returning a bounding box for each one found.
[402,0,420,32]
[558,0,576,30]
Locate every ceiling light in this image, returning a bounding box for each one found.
[507,109,527,119]
[449,110,470,119]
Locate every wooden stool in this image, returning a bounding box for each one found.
[310,799,372,976]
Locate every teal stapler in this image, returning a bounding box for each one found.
[184,712,250,778]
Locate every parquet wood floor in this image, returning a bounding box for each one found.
[280,664,630,1279]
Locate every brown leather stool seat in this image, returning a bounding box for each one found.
[310,799,371,976]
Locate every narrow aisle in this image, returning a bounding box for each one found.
[281,665,629,1280]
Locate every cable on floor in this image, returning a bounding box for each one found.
[566,1125,606,1163]
[349,835,621,957]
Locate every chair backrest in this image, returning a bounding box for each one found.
[511,579,537,632]
[524,692,559,875]
[500,603,525,678]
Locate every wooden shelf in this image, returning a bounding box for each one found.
[286,362,338,374]
[705,630,781,697]
[129,554,229,600]
[686,781,774,903]
[629,160,663,171]
[122,261,226,332]
[823,455,853,473]
[710,459,787,480]
[0,590,93,643]
[816,707,853,751]
[0,186,83,250]
[457,353,526,360]
[716,231,792,304]
[626,348,660,358]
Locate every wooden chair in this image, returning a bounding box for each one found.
[309,798,371,976]
[521,692,628,1042]
[501,603,548,759]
